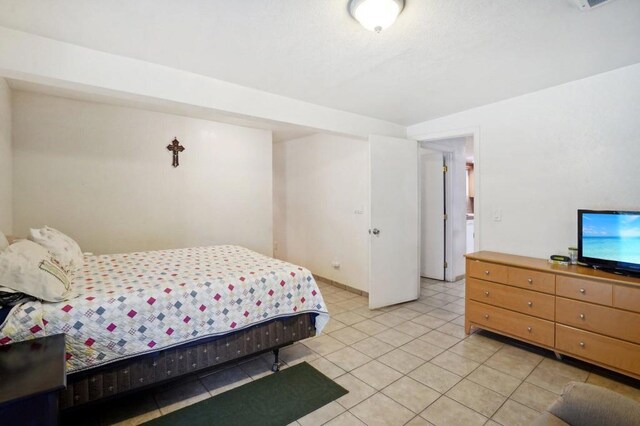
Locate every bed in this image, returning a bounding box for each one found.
[0,245,329,409]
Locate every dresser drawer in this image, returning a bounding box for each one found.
[467,260,508,284]
[613,285,640,313]
[508,267,555,294]
[556,276,612,306]
[467,300,554,347]
[555,297,640,344]
[467,278,555,320]
[556,325,640,377]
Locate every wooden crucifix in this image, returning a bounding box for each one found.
[167,138,185,167]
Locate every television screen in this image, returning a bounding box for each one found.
[579,210,640,275]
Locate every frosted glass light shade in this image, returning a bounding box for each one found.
[349,0,404,33]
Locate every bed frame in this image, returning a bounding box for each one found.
[60,313,317,410]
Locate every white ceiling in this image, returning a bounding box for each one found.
[0,0,639,126]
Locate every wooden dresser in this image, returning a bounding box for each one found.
[466,251,640,380]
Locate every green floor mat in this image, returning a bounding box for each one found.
[143,362,348,426]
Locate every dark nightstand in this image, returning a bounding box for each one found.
[0,334,66,426]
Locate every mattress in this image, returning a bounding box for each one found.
[0,245,328,372]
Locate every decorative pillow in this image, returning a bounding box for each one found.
[29,226,84,272]
[0,232,8,251]
[0,240,73,302]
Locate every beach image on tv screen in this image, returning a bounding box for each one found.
[582,213,640,264]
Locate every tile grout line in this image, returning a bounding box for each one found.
[484,354,547,424]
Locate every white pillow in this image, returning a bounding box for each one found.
[0,240,73,302]
[29,226,84,272]
[0,232,8,251]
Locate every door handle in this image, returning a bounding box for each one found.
[370,228,380,235]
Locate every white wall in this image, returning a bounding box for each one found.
[0,77,11,234]
[12,91,273,255]
[408,63,640,259]
[274,134,369,291]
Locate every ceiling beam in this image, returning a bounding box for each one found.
[0,26,405,139]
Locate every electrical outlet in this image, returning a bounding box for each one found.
[331,260,340,269]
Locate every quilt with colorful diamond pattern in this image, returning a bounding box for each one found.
[0,245,329,372]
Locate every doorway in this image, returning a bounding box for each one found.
[419,134,476,282]
[366,131,478,308]
[420,148,446,280]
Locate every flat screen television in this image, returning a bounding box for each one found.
[578,209,640,277]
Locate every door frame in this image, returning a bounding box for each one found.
[414,127,481,282]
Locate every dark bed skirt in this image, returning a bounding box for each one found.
[60,313,317,409]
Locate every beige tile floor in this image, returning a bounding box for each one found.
[63,278,640,426]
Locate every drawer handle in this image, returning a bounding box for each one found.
[484,291,490,296]
[484,270,490,275]
[579,313,585,320]
[484,314,489,319]
[527,326,532,332]
[527,301,533,307]
[579,288,586,294]
[579,342,585,348]
[527,278,533,284]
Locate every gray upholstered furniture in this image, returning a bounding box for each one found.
[533,382,640,426]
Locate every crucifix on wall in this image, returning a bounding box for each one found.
[167,138,185,167]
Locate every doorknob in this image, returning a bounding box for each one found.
[371,228,380,235]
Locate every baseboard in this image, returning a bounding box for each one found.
[313,274,369,297]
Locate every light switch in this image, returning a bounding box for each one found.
[492,209,502,222]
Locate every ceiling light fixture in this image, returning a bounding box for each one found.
[349,0,404,33]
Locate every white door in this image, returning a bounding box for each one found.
[420,151,445,280]
[369,135,419,309]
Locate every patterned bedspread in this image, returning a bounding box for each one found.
[0,245,328,372]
